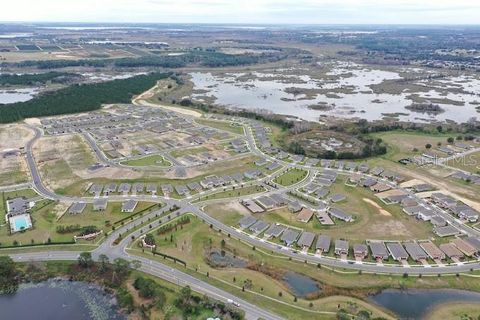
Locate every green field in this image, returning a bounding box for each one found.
[195,185,266,202]
[120,155,171,167]
[196,118,245,135]
[274,168,308,186]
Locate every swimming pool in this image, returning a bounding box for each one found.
[9,214,32,233]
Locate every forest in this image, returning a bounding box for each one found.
[0,72,77,86]
[0,72,169,123]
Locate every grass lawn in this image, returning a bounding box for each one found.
[170,146,209,158]
[120,155,171,167]
[196,185,266,202]
[274,168,308,186]
[424,302,480,320]
[196,118,244,135]
[371,131,476,162]
[445,151,480,174]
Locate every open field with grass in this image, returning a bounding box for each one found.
[445,151,480,174]
[196,118,245,135]
[274,168,308,186]
[196,185,266,202]
[130,216,395,320]
[371,131,478,162]
[424,302,480,320]
[120,155,171,167]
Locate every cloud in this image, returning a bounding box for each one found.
[0,0,479,24]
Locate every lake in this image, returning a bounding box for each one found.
[190,64,480,124]
[282,271,321,298]
[369,288,480,319]
[0,279,125,320]
[0,88,38,104]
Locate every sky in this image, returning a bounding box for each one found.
[1,0,479,25]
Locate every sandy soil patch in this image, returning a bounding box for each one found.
[0,124,34,150]
[23,118,41,126]
[399,178,425,188]
[367,220,411,237]
[362,198,391,216]
[375,189,407,199]
[136,98,201,118]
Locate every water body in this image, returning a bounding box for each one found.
[190,65,480,124]
[369,288,480,320]
[282,271,321,298]
[0,88,38,104]
[208,250,248,268]
[0,280,125,320]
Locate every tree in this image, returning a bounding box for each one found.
[78,252,93,268]
[0,256,19,294]
[112,258,131,283]
[98,254,109,273]
[425,143,432,149]
[447,137,454,143]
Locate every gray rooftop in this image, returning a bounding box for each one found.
[404,242,428,261]
[297,232,316,248]
[281,229,300,246]
[386,243,409,260]
[369,242,389,259]
[316,235,331,252]
[238,216,257,229]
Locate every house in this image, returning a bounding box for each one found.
[288,201,303,213]
[89,184,103,195]
[269,194,288,206]
[412,183,434,193]
[297,208,314,223]
[255,158,268,166]
[104,183,117,195]
[386,243,409,261]
[266,162,281,171]
[420,241,445,260]
[370,183,391,193]
[244,169,262,179]
[316,187,330,199]
[249,220,270,234]
[93,199,108,211]
[297,232,316,249]
[371,167,384,176]
[238,216,257,229]
[187,182,201,192]
[452,238,477,257]
[122,200,138,213]
[118,183,131,194]
[242,200,265,213]
[315,235,331,253]
[430,216,447,227]
[369,242,389,261]
[361,178,377,188]
[281,229,300,246]
[328,207,353,222]
[465,237,480,255]
[439,243,464,260]
[68,202,87,215]
[353,244,368,259]
[175,185,189,196]
[256,196,276,210]
[316,211,334,225]
[451,204,479,223]
[403,242,428,261]
[133,183,144,194]
[146,183,157,194]
[334,239,349,256]
[330,194,346,203]
[430,193,457,208]
[434,225,460,237]
[161,184,174,196]
[264,224,286,238]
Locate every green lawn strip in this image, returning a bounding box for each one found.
[195,185,266,202]
[274,168,308,186]
[120,155,172,167]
